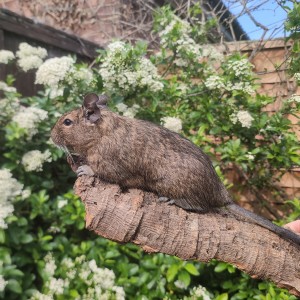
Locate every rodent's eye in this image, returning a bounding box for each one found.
[63,119,73,126]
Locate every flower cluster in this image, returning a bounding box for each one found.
[294,73,300,82]
[0,50,15,64]
[0,169,23,229]
[31,254,125,300]
[288,94,300,103]
[16,43,47,72]
[99,41,163,94]
[0,81,17,93]
[226,58,254,77]
[158,15,201,67]
[231,110,254,128]
[0,274,8,292]
[226,82,255,95]
[12,106,48,140]
[204,75,225,90]
[161,116,182,133]
[202,45,224,61]
[190,285,212,300]
[115,103,140,118]
[22,150,52,172]
[36,56,95,96]
[35,56,75,88]
[0,97,20,120]
[245,152,255,160]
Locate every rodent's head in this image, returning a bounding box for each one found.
[51,93,109,155]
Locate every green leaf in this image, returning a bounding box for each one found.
[214,262,229,273]
[4,269,24,278]
[178,270,191,287]
[0,230,5,243]
[6,279,22,294]
[215,293,228,300]
[70,289,80,297]
[184,263,199,275]
[166,264,178,282]
[20,234,34,244]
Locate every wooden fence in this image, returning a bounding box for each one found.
[0,9,100,96]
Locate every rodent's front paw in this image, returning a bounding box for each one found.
[76,165,95,177]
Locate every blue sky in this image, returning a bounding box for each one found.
[226,0,292,40]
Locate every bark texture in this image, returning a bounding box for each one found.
[74,176,300,296]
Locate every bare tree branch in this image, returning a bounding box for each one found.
[74,176,300,297]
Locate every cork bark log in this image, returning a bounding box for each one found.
[74,176,300,296]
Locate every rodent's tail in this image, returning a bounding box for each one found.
[224,203,300,246]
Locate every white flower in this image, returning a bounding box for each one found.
[30,291,53,300]
[88,259,98,272]
[294,73,300,82]
[174,58,188,67]
[205,75,225,90]
[161,116,182,133]
[12,106,48,140]
[16,43,47,72]
[174,280,186,289]
[0,97,20,118]
[18,56,44,72]
[22,150,52,172]
[112,286,126,300]
[47,278,66,295]
[245,153,255,160]
[75,255,86,264]
[225,82,255,95]
[99,42,163,94]
[115,103,128,113]
[44,253,57,277]
[61,257,75,269]
[107,41,126,52]
[72,67,93,85]
[226,59,253,77]
[236,110,254,128]
[0,275,8,292]
[16,43,47,60]
[35,56,75,88]
[46,87,64,99]
[158,14,202,65]
[190,285,211,300]
[0,169,23,229]
[0,50,15,64]
[93,268,115,289]
[202,45,224,61]
[288,94,300,103]
[86,259,116,289]
[57,199,68,209]
[22,189,31,199]
[122,104,140,119]
[159,18,191,39]
[0,81,17,93]
[66,270,76,279]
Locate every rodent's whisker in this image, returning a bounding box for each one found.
[61,145,76,165]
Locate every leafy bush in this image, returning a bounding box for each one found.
[0,5,299,300]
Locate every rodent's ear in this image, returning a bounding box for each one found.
[96,94,109,109]
[83,93,100,123]
[83,93,99,110]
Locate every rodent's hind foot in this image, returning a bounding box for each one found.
[158,197,175,205]
[76,165,95,177]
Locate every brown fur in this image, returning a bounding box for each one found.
[50,98,300,245]
[51,107,232,212]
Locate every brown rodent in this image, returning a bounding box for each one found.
[51,93,300,245]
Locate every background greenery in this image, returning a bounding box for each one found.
[0,3,300,299]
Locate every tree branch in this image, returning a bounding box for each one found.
[74,176,300,297]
